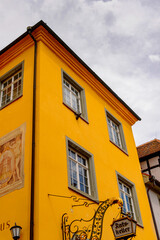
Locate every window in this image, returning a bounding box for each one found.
[69,148,90,194]
[63,79,81,113]
[66,137,98,201]
[62,71,88,121]
[0,62,24,108]
[106,110,127,153]
[119,181,136,219]
[116,172,143,226]
[107,117,122,148]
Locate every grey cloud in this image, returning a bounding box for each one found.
[86,0,112,3]
[140,0,160,10]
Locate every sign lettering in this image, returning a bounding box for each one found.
[111,217,137,240]
[0,221,10,231]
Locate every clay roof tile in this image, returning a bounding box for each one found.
[137,139,160,158]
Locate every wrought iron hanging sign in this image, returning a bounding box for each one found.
[111,216,137,240]
[62,197,123,240]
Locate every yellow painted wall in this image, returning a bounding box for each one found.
[35,41,156,240]
[0,45,34,240]
[0,30,157,240]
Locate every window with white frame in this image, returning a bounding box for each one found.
[63,79,81,114]
[62,71,88,121]
[107,117,122,148]
[0,63,23,108]
[69,148,90,194]
[66,137,98,201]
[106,110,127,153]
[119,181,136,219]
[116,172,143,226]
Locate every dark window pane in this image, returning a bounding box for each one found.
[80,184,84,192]
[79,174,83,183]
[85,186,89,194]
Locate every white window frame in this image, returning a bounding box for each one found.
[66,137,98,202]
[119,180,136,219]
[107,117,122,148]
[0,62,24,109]
[116,172,143,226]
[62,70,88,122]
[106,110,127,153]
[69,147,91,195]
[63,79,81,114]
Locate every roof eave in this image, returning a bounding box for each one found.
[0,20,141,122]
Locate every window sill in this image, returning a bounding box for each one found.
[0,95,23,110]
[63,102,89,124]
[136,223,144,228]
[68,186,99,204]
[109,140,128,156]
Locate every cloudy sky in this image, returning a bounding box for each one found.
[1,0,160,146]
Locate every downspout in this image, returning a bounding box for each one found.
[27,26,37,240]
[147,182,160,240]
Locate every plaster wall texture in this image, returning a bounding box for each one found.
[148,189,160,238]
[149,156,160,181]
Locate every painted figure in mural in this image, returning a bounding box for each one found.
[9,134,22,181]
[0,134,22,189]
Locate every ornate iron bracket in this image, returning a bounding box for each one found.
[48,194,97,208]
[62,197,123,240]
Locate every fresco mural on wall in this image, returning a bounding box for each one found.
[0,124,25,197]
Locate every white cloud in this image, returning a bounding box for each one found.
[149,54,160,63]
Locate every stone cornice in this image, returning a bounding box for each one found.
[0,36,33,69]
[35,27,137,125]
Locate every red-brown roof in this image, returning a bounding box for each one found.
[137,139,160,159]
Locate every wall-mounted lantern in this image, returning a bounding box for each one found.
[111,216,137,240]
[10,223,22,240]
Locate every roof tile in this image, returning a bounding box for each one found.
[137,139,160,158]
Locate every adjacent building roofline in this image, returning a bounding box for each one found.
[137,138,160,148]
[137,138,160,159]
[0,20,141,121]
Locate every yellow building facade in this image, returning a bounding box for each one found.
[0,21,157,240]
